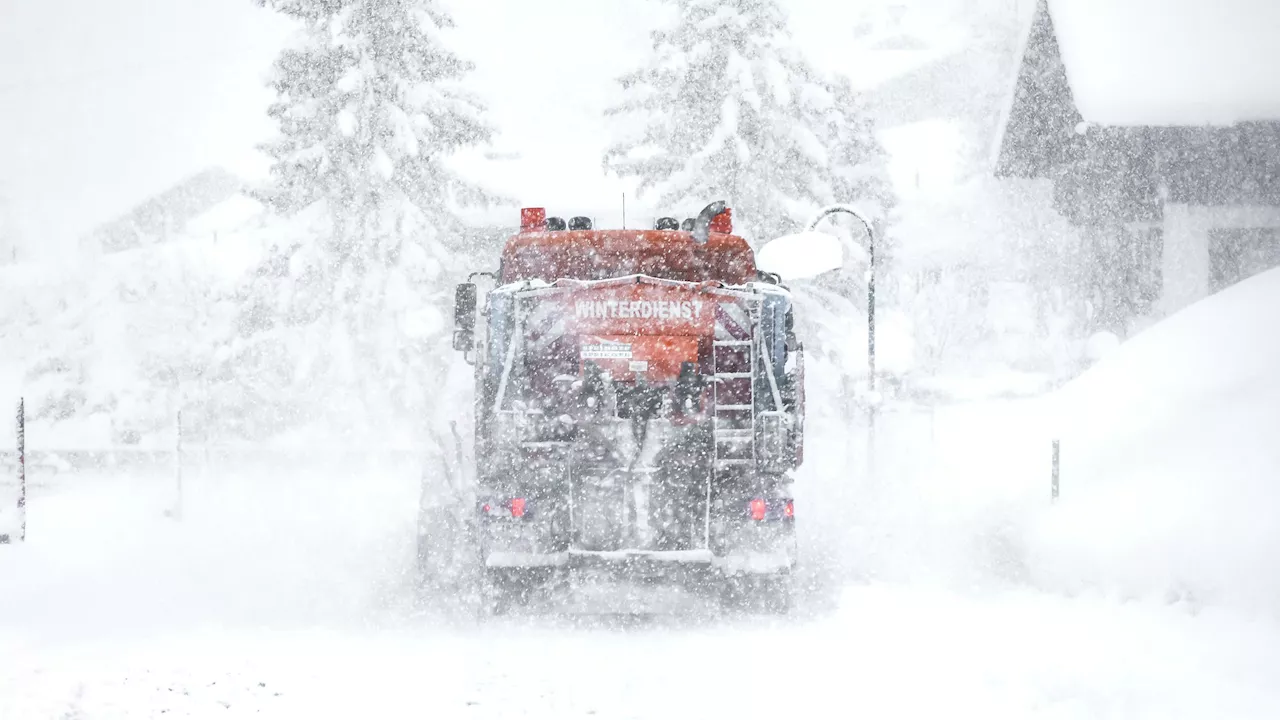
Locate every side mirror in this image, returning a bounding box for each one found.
[452,282,477,352]
[756,230,844,281]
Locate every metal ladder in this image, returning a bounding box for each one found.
[711,299,758,478]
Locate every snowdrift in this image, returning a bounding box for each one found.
[0,459,423,646]
[1028,266,1280,615]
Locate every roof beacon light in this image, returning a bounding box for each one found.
[521,207,547,232]
[569,216,593,231]
[546,216,567,231]
[691,200,727,245]
[709,206,732,234]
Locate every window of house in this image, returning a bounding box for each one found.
[1209,227,1280,293]
[1123,222,1163,313]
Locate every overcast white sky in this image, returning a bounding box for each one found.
[0,0,293,257]
[0,0,968,258]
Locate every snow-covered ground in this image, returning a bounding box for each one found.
[3,453,1279,718]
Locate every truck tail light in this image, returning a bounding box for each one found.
[746,498,793,521]
[480,499,530,519]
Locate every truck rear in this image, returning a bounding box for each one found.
[446,202,805,615]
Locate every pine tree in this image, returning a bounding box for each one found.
[603,0,893,245]
[228,0,498,441]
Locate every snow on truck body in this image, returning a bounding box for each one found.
[446,204,805,613]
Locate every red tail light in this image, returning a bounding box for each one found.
[749,498,767,521]
[509,497,527,518]
[481,502,492,514]
[784,500,794,519]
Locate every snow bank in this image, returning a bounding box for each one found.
[0,458,421,644]
[1027,266,1280,615]
[801,265,1280,618]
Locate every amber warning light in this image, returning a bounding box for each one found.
[521,207,547,232]
[710,206,732,234]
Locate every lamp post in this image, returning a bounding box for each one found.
[804,204,878,395]
[803,204,879,477]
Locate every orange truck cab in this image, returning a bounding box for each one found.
[447,201,805,616]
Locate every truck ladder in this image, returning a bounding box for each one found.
[711,298,759,480]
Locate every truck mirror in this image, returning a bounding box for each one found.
[453,282,477,351]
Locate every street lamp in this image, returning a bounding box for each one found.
[757,204,880,479]
[802,204,878,395]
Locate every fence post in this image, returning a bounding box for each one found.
[17,398,25,542]
[1051,438,1060,501]
[173,409,183,520]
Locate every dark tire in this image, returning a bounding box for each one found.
[759,574,793,615]
[479,568,540,618]
[475,573,507,619]
[416,504,478,593]
[720,573,792,616]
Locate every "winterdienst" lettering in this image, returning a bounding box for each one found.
[574,299,704,320]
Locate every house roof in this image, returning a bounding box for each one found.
[861,41,1013,133]
[857,4,1041,184]
[990,0,1082,178]
[81,167,249,253]
[1049,0,1280,126]
[992,0,1280,206]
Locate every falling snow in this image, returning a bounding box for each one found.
[1,0,1279,717]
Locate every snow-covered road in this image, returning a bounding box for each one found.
[7,585,1278,720]
[2,460,1278,719]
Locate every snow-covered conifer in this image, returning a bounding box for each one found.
[229,0,497,440]
[603,0,892,245]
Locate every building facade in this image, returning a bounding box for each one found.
[993,0,1280,334]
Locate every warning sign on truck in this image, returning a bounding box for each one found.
[581,341,633,360]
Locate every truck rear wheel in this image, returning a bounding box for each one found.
[720,573,792,615]
[479,567,559,618]
[479,568,522,617]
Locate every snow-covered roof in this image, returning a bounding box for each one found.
[184,194,265,238]
[80,167,251,253]
[859,41,1012,132]
[1048,0,1280,126]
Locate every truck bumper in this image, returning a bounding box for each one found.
[483,546,794,579]
[480,548,795,615]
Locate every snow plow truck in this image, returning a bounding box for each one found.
[440,201,805,615]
